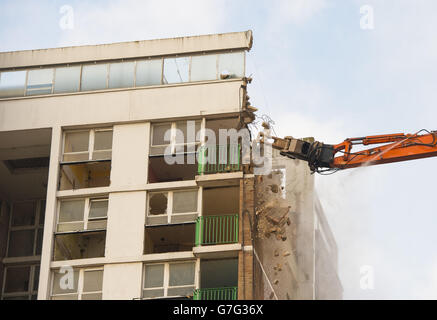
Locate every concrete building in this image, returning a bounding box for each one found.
[0,30,341,300]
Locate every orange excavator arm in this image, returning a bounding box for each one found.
[271,129,437,173]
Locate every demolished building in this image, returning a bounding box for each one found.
[0,30,341,300]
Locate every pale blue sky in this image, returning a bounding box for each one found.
[2,0,437,299]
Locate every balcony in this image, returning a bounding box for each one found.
[197,144,241,175]
[195,215,239,247]
[193,287,238,300]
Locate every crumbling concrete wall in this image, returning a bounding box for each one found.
[253,151,316,300]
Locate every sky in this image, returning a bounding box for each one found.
[1,0,437,299]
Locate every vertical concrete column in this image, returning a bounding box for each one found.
[38,126,62,300]
[103,123,149,300]
[238,178,254,300]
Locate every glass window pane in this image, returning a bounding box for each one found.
[52,269,79,295]
[163,57,190,84]
[5,266,31,293]
[54,66,81,93]
[34,266,40,291]
[109,62,134,89]
[36,228,43,255]
[175,121,201,144]
[89,199,108,219]
[191,55,217,81]
[59,199,85,223]
[0,71,26,98]
[64,131,89,153]
[26,69,53,95]
[12,201,36,226]
[81,64,108,91]
[7,230,35,257]
[169,262,195,287]
[152,123,172,146]
[148,193,167,216]
[83,270,103,292]
[136,60,162,86]
[81,293,102,300]
[94,131,113,150]
[144,264,164,288]
[173,190,198,214]
[51,294,78,300]
[218,52,245,79]
[39,200,46,225]
[143,289,164,299]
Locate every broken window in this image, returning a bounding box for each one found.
[54,66,81,94]
[109,62,135,89]
[54,197,107,261]
[146,189,198,225]
[26,68,54,96]
[54,231,106,261]
[1,265,40,300]
[60,128,112,190]
[136,59,163,86]
[163,57,190,84]
[51,267,103,300]
[143,261,196,299]
[7,200,45,258]
[144,223,195,254]
[81,64,108,91]
[191,55,218,82]
[0,70,26,98]
[218,52,245,79]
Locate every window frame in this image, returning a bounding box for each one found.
[146,188,200,225]
[6,200,45,258]
[56,196,109,233]
[50,267,103,300]
[62,127,113,164]
[1,264,40,300]
[142,260,198,300]
[150,121,202,153]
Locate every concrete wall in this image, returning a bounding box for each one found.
[0,80,244,132]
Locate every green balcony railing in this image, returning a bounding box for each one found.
[197,144,241,175]
[193,287,238,300]
[195,215,239,246]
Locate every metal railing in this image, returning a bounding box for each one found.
[197,144,241,175]
[195,215,239,246]
[193,287,238,300]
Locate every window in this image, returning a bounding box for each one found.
[26,68,54,96]
[218,52,245,79]
[136,59,162,86]
[81,64,108,91]
[7,200,45,258]
[54,66,81,93]
[109,62,135,89]
[54,197,107,261]
[0,71,26,98]
[51,267,103,300]
[62,128,113,163]
[150,121,201,156]
[143,261,196,299]
[1,265,39,300]
[147,189,198,225]
[57,197,108,232]
[163,57,190,84]
[0,51,245,99]
[191,55,218,81]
